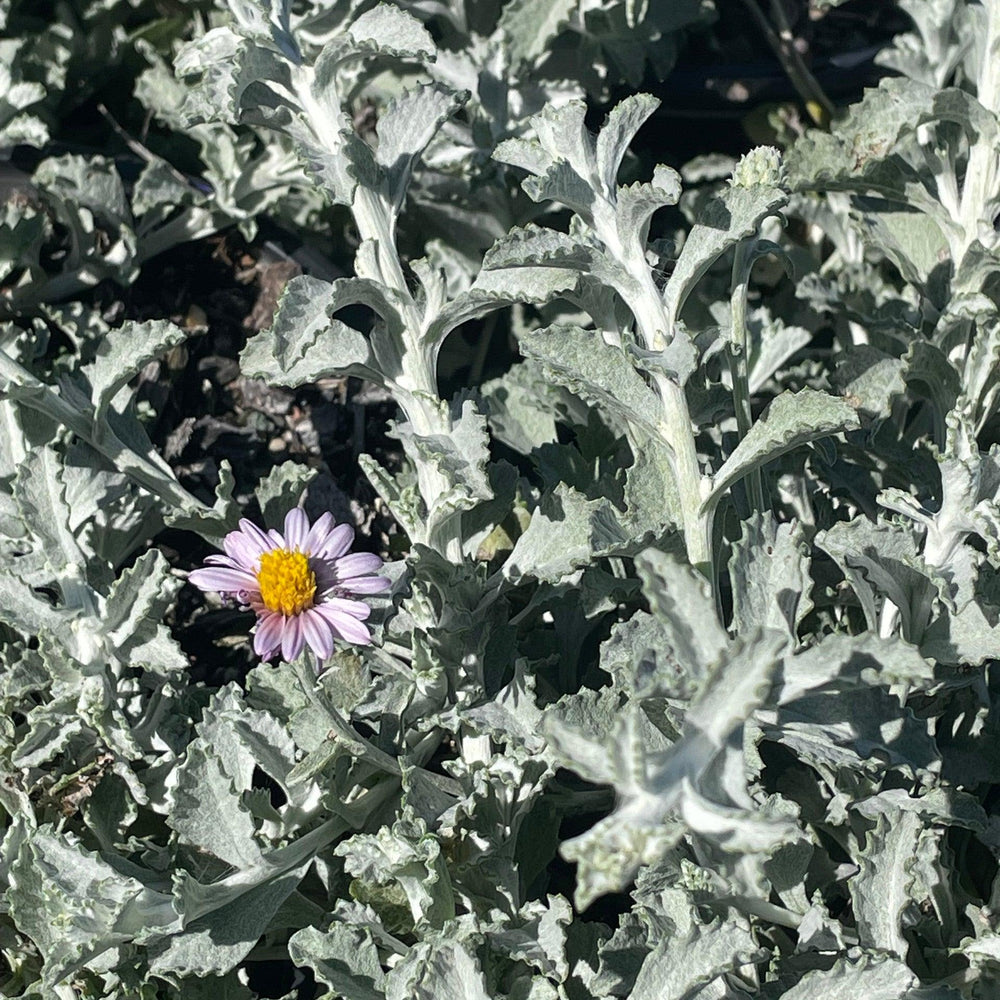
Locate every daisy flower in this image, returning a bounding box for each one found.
[188,509,391,662]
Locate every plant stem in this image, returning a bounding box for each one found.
[729,240,765,513]
[651,371,712,576]
[293,64,462,559]
[349,175,458,557]
[297,657,403,776]
[600,219,712,578]
[955,2,1000,283]
[741,0,834,127]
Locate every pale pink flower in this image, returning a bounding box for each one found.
[188,509,390,662]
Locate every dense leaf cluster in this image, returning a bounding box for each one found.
[0,0,999,998]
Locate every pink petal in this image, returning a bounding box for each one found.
[341,575,392,595]
[204,554,240,567]
[237,518,277,557]
[281,614,305,661]
[189,566,260,593]
[334,552,383,579]
[301,608,335,660]
[316,523,354,559]
[284,508,309,550]
[253,613,283,657]
[305,512,335,552]
[315,604,372,645]
[223,531,259,570]
[320,596,372,620]
[268,527,285,548]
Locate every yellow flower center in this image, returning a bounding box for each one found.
[256,548,316,616]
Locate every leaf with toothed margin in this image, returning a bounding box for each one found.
[225,0,300,62]
[422,265,577,347]
[904,340,961,415]
[483,225,598,271]
[492,136,550,176]
[392,399,493,533]
[8,825,177,987]
[748,308,812,394]
[627,334,698,386]
[519,324,663,438]
[307,3,437,78]
[493,102,599,218]
[729,513,813,643]
[104,548,184,667]
[180,33,304,150]
[167,739,264,870]
[342,3,436,62]
[335,813,456,930]
[294,127,372,209]
[595,94,660,194]
[13,445,85,576]
[522,160,597,217]
[255,460,316,528]
[784,76,937,197]
[358,453,425,543]
[376,84,467,215]
[929,402,1000,559]
[615,164,682,254]
[288,923,386,1000]
[165,460,238,541]
[504,484,631,583]
[497,0,577,70]
[495,96,636,217]
[483,225,637,297]
[704,389,860,512]
[850,808,926,959]
[775,954,920,999]
[817,515,938,641]
[554,630,789,908]
[665,182,787,323]
[0,561,75,636]
[240,275,382,387]
[83,319,191,422]
[147,860,312,978]
[635,547,730,680]
[830,344,908,419]
[530,101,593,180]
[628,912,764,1000]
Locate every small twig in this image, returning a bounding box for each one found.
[97,103,195,189]
[469,312,498,385]
[740,0,834,127]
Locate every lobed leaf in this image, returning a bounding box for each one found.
[705,389,860,511]
[240,274,381,386]
[729,513,813,643]
[504,484,631,583]
[83,319,191,421]
[498,0,577,70]
[595,94,660,194]
[519,324,663,438]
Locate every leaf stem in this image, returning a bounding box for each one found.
[609,237,712,578]
[651,371,712,576]
[729,240,765,513]
[297,657,403,776]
